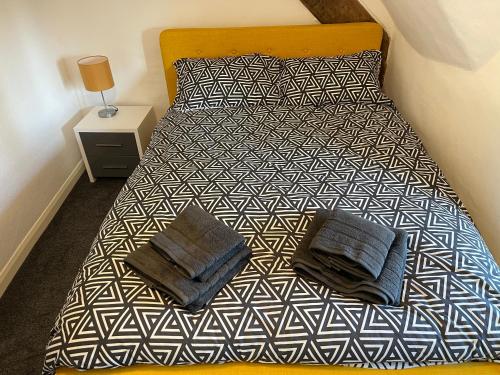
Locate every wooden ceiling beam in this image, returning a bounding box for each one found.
[300,0,374,24]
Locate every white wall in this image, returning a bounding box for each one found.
[38,0,319,118]
[0,0,317,294]
[360,0,500,262]
[0,0,84,290]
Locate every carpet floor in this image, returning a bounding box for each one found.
[0,174,126,375]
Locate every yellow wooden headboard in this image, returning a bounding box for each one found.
[159,22,383,104]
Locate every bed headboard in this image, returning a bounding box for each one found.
[159,22,383,104]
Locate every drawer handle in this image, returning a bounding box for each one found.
[103,164,128,170]
[95,143,123,148]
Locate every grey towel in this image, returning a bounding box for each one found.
[150,205,245,282]
[125,242,251,312]
[292,209,408,306]
[310,208,396,280]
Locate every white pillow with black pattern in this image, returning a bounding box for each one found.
[279,50,391,107]
[172,53,282,110]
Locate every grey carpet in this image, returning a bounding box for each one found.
[0,174,125,375]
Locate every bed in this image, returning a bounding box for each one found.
[44,23,500,375]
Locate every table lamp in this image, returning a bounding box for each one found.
[77,55,118,118]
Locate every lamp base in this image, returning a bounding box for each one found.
[98,107,118,118]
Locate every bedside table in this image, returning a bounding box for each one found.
[74,106,156,182]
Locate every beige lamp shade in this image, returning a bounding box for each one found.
[77,55,114,92]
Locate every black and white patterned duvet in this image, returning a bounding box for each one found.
[43,103,500,374]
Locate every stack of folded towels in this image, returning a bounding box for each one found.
[292,208,409,305]
[125,205,251,312]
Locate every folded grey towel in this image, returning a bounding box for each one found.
[292,209,408,306]
[310,208,396,280]
[150,205,245,282]
[125,242,251,312]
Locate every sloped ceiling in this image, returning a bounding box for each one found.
[381,0,500,70]
[302,0,500,70]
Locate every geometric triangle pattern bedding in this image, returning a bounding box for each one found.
[43,103,500,374]
[173,54,282,111]
[279,51,392,107]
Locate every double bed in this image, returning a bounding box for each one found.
[43,23,500,374]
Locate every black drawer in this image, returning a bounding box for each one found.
[80,132,138,157]
[88,155,139,177]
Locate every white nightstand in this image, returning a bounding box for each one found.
[74,106,156,182]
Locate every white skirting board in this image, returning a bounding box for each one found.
[0,160,85,297]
